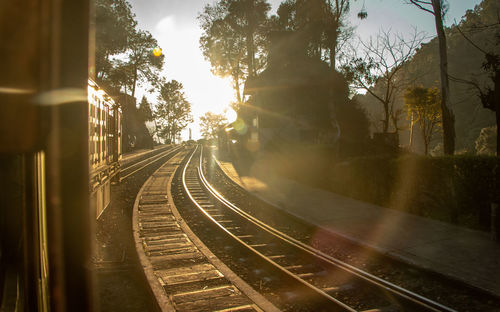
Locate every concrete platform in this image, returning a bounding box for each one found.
[215,156,500,298]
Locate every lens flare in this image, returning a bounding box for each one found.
[233,118,248,135]
[152,47,162,57]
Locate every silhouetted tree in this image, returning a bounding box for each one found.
[95,0,164,97]
[408,0,455,155]
[200,112,228,139]
[127,30,164,97]
[119,94,154,151]
[199,2,247,103]
[246,31,349,145]
[271,0,352,69]
[404,86,442,155]
[199,0,271,103]
[138,96,153,122]
[95,0,136,81]
[155,80,193,143]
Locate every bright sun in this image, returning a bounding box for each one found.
[224,107,237,123]
[155,15,238,140]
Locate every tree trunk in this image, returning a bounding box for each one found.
[246,0,256,77]
[496,106,499,156]
[423,128,429,155]
[432,0,455,155]
[131,67,138,98]
[383,102,390,133]
[409,113,414,151]
[329,40,337,71]
[234,70,242,103]
[246,32,255,77]
[495,72,499,156]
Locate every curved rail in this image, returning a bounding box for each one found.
[120,145,183,182]
[182,145,457,312]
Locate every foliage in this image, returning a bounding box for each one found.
[126,30,164,97]
[95,0,137,81]
[329,154,500,230]
[200,112,228,139]
[119,94,154,151]
[270,0,352,69]
[95,0,164,97]
[248,30,350,144]
[475,126,497,155]
[450,0,500,155]
[155,80,193,143]
[199,2,246,102]
[199,0,271,103]
[404,86,442,155]
[138,96,153,122]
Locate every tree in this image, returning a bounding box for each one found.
[95,0,164,97]
[126,30,164,97]
[271,0,352,69]
[475,126,497,155]
[341,29,425,134]
[199,0,271,103]
[325,0,352,70]
[408,0,455,155]
[199,2,247,103]
[95,0,137,81]
[155,80,193,143]
[404,86,442,155]
[200,112,228,139]
[226,0,271,77]
[449,0,500,155]
[138,96,153,122]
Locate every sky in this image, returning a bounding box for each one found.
[128,0,482,140]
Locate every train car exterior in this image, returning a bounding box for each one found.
[88,79,122,219]
[1,1,94,310]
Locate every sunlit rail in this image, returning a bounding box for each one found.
[119,145,183,182]
[181,145,457,312]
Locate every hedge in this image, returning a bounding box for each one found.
[329,155,500,231]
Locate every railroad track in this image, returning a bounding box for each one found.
[120,145,184,182]
[134,147,279,312]
[180,145,457,312]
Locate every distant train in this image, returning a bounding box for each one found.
[88,79,122,218]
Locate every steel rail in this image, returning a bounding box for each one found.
[202,150,457,312]
[183,146,457,312]
[119,146,183,182]
[182,147,355,311]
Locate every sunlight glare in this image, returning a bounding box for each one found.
[155,15,236,139]
[224,108,237,123]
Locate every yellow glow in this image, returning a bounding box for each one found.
[152,47,162,57]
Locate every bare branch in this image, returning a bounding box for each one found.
[408,0,435,15]
[456,25,490,56]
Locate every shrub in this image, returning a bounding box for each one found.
[329,155,499,230]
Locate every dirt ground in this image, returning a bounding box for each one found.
[90,163,165,312]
